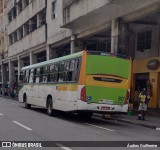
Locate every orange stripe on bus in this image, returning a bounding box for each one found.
[56,85,78,91]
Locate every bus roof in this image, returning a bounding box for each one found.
[22,51,83,70]
[21,50,130,71]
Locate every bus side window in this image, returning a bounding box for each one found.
[40,66,48,83]
[39,67,43,83]
[54,64,58,82]
[72,59,79,81]
[33,69,36,83]
[58,62,66,82]
[23,71,26,83]
[43,66,48,83]
[48,64,55,83]
[29,69,34,83]
[67,59,79,82]
[24,70,30,83]
[35,68,40,83]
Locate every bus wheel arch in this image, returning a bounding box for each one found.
[23,93,31,109]
[46,95,54,116]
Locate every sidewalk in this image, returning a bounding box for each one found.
[111,109,160,130]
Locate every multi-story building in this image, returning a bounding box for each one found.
[1,0,160,109]
[46,0,72,60]
[0,0,8,93]
[7,0,47,86]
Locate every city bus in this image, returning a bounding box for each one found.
[19,51,132,118]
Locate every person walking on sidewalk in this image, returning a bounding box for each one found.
[138,88,150,120]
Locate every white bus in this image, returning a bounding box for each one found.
[19,51,132,118]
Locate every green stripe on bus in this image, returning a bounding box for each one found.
[86,86,127,105]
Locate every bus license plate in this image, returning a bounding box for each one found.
[101,106,110,110]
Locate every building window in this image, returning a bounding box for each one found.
[9,34,13,45]
[23,0,29,9]
[12,6,17,19]
[63,7,70,24]
[24,21,29,36]
[17,0,23,14]
[17,26,23,40]
[38,9,46,27]
[12,31,17,43]
[51,0,57,19]
[137,30,152,52]
[29,15,37,32]
[8,10,12,23]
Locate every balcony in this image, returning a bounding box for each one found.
[62,0,160,29]
[8,25,46,57]
[7,0,46,34]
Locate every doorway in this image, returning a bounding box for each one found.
[134,73,149,105]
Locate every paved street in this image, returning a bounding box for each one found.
[0,97,160,150]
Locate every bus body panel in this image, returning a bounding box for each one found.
[84,54,131,113]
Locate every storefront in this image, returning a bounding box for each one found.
[132,57,160,109]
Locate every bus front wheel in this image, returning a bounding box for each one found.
[47,98,54,116]
[24,95,31,109]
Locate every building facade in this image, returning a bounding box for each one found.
[0,0,8,94]
[7,0,47,87]
[0,0,160,108]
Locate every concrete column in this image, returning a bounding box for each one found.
[118,23,129,55]
[30,51,37,65]
[9,60,15,87]
[111,18,129,55]
[111,19,119,54]
[71,35,76,54]
[18,56,24,81]
[1,63,8,95]
[46,45,51,60]
[1,64,4,95]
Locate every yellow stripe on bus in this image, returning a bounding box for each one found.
[86,75,129,89]
[56,84,78,91]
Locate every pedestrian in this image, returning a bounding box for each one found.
[137,88,150,120]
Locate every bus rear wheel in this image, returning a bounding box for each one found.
[24,95,31,109]
[47,98,54,116]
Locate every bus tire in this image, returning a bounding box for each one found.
[47,98,54,116]
[24,94,31,109]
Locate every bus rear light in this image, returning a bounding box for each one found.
[81,86,86,102]
[125,90,130,104]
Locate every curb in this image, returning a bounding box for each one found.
[93,113,159,130]
[111,117,159,130]
[0,95,18,101]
